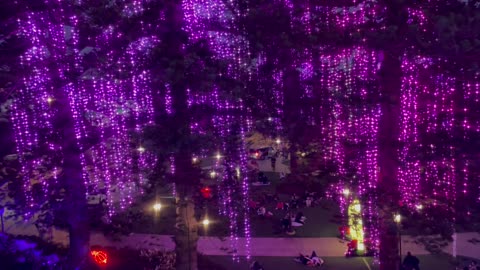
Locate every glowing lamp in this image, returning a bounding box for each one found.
[202,218,210,226]
[267,117,272,121]
[153,203,162,211]
[343,188,350,197]
[47,97,54,104]
[137,146,145,153]
[394,214,401,224]
[415,204,423,210]
[215,153,221,160]
[210,171,216,178]
[275,138,281,144]
[192,157,198,163]
[91,250,108,265]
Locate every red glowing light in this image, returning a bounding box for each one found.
[91,250,108,265]
[201,187,212,199]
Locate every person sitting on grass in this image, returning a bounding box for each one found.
[257,206,273,217]
[468,261,478,270]
[306,197,312,207]
[276,201,284,210]
[295,212,306,224]
[281,213,292,232]
[291,196,298,209]
[250,261,265,270]
[249,200,259,210]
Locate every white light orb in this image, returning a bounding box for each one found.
[153,203,162,211]
[202,219,210,226]
[394,214,401,223]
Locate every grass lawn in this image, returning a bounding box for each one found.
[202,254,457,270]
[129,171,341,238]
[248,172,341,238]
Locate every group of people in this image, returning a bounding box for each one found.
[289,191,318,209]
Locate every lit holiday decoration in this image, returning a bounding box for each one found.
[91,250,108,265]
[397,56,465,214]
[462,79,480,201]
[182,0,252,259]
[313,46,380,258]
[397,56,427,208]
[13,2,156,217]
[348,199,365,253]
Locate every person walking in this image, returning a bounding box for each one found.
[271,156,276,171]
[403,251,420,270]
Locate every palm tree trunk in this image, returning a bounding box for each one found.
[174,185,199,270]
[378,49,402,270]
[57,91,90,268]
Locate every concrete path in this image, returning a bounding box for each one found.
[4,216,480,259]
[253,158,290,174]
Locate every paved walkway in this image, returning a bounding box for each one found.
[4,217,480,259]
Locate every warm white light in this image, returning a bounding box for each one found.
[343,188,350,197]
[47,97,54,104]
[275,138,281,144]
[153,203,162,211]
[235,167,240,177]
[267,117,272,121]
[215,153,221,160]
[394,214,401,223]
[415,204,423,210]
[301,152,306,157]
[138,146,145,153]
[210,171,216,178]
[202,219,210,226]
[192,157,198,163]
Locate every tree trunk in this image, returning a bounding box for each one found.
[378,49,402,270]
[289,142,298,175]
[57,92,90,269]
[174,186,199,270]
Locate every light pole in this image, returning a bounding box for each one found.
[0,207,4,233]
[394,214,402,268]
